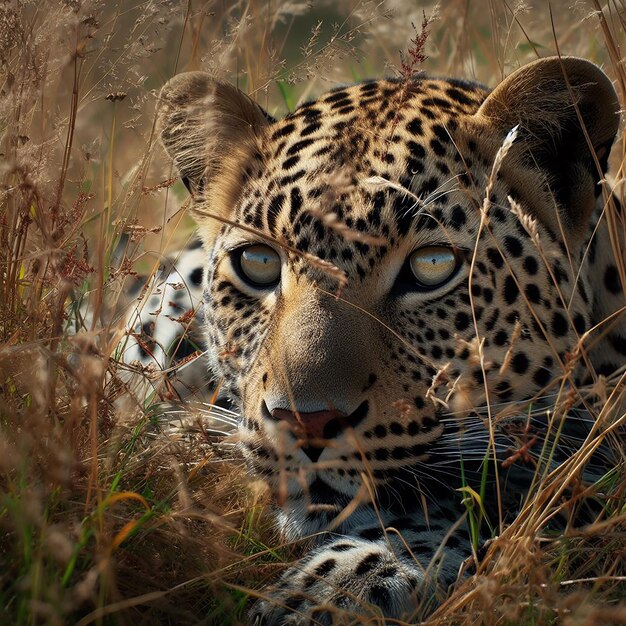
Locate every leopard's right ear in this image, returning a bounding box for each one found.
[158,72,271,225]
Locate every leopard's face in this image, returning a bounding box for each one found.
[158,59,618,531]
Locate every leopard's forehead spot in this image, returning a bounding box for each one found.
[263,78,487,179]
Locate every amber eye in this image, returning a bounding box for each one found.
[409,246,460,288]
[235,244,281,287]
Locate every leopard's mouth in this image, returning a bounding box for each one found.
[261,400,370,462]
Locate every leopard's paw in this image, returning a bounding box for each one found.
[249,539,422,625]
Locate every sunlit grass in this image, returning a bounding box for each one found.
[0,1,624,624]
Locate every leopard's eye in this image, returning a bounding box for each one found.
[235,244,281,287]
[409,246,460,288]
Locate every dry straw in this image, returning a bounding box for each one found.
[0,1,624,624]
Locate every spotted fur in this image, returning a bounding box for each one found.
[138,57,626,623]
[117,240,211,402]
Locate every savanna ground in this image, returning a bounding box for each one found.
[1,1,625,624]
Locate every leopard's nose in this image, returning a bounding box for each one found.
[270,408,345,440]
[268,402,369,462]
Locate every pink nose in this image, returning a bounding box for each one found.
[271,408,346,439]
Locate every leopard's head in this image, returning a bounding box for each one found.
[158,58,619,533]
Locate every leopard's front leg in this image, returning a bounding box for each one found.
[250,517,466,625]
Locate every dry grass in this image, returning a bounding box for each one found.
[1,1,625,624]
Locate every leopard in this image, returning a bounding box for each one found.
[133,56,625,623]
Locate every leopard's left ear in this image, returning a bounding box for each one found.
[157,72,272,243]
[473,56,620,239]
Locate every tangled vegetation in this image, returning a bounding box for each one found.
[1,1,624,624]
